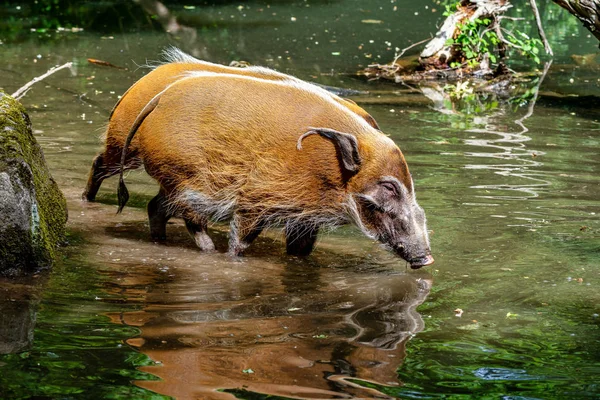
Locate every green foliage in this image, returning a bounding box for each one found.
[445,17,500,69]
[443,81,475,100]
[504,30,543,64]
[442,1,543,69]
[441,81,502,117]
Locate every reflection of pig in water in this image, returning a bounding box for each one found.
[105,258,432,400]
[333,276,431,392]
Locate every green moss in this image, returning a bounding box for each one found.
[0,91,68,276]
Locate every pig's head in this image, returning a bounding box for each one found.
[352,175,434,268]
[298,127,434,269]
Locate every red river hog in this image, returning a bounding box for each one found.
[111,71,434,268]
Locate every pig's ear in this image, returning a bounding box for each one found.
[297,127,362,175]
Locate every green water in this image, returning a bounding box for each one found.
[0,1,599,399]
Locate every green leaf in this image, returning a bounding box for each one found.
[519,31,530,39]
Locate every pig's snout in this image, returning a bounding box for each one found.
[409,254,434,269]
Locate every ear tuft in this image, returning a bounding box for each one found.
[297,127,362,176]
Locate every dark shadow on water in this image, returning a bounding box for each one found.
[0,276,46,355]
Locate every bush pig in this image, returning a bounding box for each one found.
[114,71,434,268]
[83,48,379,201]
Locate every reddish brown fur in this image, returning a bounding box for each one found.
[137,75,410,209]
[83,53,379,201]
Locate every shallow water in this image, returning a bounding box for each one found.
[1,1,599,399]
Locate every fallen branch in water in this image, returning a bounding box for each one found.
[361,0,554,83]
[392,37,432,65]
[11,62,73,100]
[87,58,127,70]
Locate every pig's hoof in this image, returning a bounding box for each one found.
[151,234,167,242]
[193,232,215,252]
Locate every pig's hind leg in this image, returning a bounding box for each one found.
[285,223,319,257]
[83,144,141,201]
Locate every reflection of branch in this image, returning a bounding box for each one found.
[529,0,553,55]
[462,61,554,201]
[515,60,552,133]
[11,62,73,100]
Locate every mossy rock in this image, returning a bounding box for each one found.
[0,92,67,277]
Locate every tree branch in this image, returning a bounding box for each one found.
[551,0,600,43]
[529,0,553,55]
[392,38,432,65]
[11,62,73,100]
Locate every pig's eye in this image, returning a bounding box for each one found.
[381,182,399,197]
